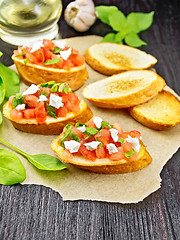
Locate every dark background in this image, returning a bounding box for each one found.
[0,0,180,239]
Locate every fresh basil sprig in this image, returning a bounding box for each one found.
[44,57,61,65]
[0,138,67,171]
[95,6,154,47]
[124,149,135,159]
[12,93,24,109]
[46,103,57,118]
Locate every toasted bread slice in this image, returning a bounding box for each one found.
[82,70,166,108]
[3,100,92,135]
[12,55,88,91]
[128,90,180,130]
[51,134,152,174]
[84,43,157,75]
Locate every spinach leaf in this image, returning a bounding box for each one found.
[0,76,5,105]
[0,62,20,98]
[0,138,67,171]
[0,149,26,185]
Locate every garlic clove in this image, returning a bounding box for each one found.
[72,17,90,32]
[77,11,96,27]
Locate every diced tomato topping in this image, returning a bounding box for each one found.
[43,47,53,61]
[122,131,130,139]
[109,147,124,161]
[56,106,67,118]
[126,152,138,161]
[63,92,80,112]
[43,39,55,51]
[69,54,85,66]
[26,53,39,64]
[63,59,74,70]
[86,119,97,128]
[23,109,35,119]
[71,127,83,138]
[95,146,106,159]
[112,123,123,134]
[129,130,141,139]
[42,87,51,97]
[24,95,38,108]
[79,144,96,161]
[94,129,111,145]
[121,142,133,152]
[34,102,47,124]
[32,48,44,62]
[8,95,15,106]
[10,109,23,120]
[62,149,72,161]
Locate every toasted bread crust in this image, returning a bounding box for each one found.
[82,70,166,108]
[84,43,157,75]
[128,90,180,130]
[12,56,89,91]
[51,134,152,174]
[3,100,92,135]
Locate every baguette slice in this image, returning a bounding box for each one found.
[51,132,152,174]
[128,90,180,130]
[3,100,92,135]
[12,55,88,91]
[82,70,166,108]
[84,43,157,75]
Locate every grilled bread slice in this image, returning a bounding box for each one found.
[12,55,88,91]
[128,90,180,130]
[82,70,166,108]
[3,100,92,135]
[51,131,152,174]
[84,43,157,75]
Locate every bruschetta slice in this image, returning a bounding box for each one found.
[84,43,157,75]
[82,70,166,108]
[3,81,92,135]
[51,116,152,174]
[12,39,88,90]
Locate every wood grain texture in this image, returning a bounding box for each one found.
[0,0,180,239]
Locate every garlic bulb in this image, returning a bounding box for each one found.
[64,0,96,32]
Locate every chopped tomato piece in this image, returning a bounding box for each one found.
[70,54,85,66]
[63,92,80,112]
[26,53,39,64]
[126,152,138,161]
[56,106,67,118]
[122,131,130,139]
[32,48,44,62]
[129,130,141,139]
[121,142,133,152]
[95,146,106,159]
[109,147,124,161]
[95,129,111,145]
[71,127,83,138]
[35,102,47,124]
[24,95,38,108]
[79,144,96,161]
[86,119,96,128]
[112,123,123,134]
[63,59,74,70]
[62,149,72,161]
[43,39,55,51]
[10,109,23,120]
[23,109,35,119]
[43,47,53,61]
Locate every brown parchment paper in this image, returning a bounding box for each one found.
[0,35,180,203]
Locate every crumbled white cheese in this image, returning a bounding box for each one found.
[84,141,101,151]
[22,84,40,96]
[109,128,119,142]
[106,143,118,155]
[55,40,66,49]
[77,125,86,132]
[49,93,63,109]
[16,104,25,111]
[64,140,80,153]
[30,40,44,52]
[60,47,72,60]
[93,116,103,129]
[37,95,47,102]
[125,136,141,153]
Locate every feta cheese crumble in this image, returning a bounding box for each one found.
[64,140,80,153]
[84,141,101,151]
[106,143,118,155]
[77,125,86,132]
[93,116,103,129]
[125,136,141,153]
[22,84,40,96]
[37,95,47,102]
[49,93,63,109]
[16,104,25,111]
[60,47,72,60]
[109,128,119,142]
[30,40,44,52]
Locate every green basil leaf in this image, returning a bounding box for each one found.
[63,84,70,94]
[0,52,2,57]
[109,10,127,32]
[0,62,20,98]
[117,138,124,143]
[24,58,28,64]
[60,125,72,147]
[51,83,59,92]
[101,33,116,43]
[46,103,57,118]
[95,5,119,24]
[40,52,45,63]
[14,52,26,57]
[75,122,87,128]
[100,121,109,129]
[0,76,5,105]
[40,89,48,96]
[124,149,135,159]
[65,123,72,129]
[69,131,80,142]
[0,149,26,185]
[47,81,56,87]
[99,142,103,148]
[44,57,61,65]
[0,111,2,125]
[108,125,113,129]
[53,46,62,53]
[85,127,99,136]
[12,93,24,109]
[127,11,154,33]
[39,82,48,87]
[58,83,65,93]
[114,31,126,43]
[124,32,147,47]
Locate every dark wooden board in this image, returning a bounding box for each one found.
[0,0,179,239]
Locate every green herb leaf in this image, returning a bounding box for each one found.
[108,125,113,129]
[60,125,72,147]
[40,89,48,96]
[124,32,147,47]
[124,149,135,159]
[63,84,70,94]
[85,127,99,136]
[0,52,2,57]
[0,62,20,98]
[100,121,109,129]
[114,31,125,43]
[47,81,56,87]
[95,5,118,24]
[99,142,103,148]
[58,83,65,93]
[24,58,28,64]
[12,93,24,109]
[109,10,127,32]
[69,131,81,142]
[101,33,116,43]
[0,138,66,171]
[53,46,62,53]
[65,123,72,129]
[75,122,87,128]
[46,103,57,118]
[44,57,61,65]
[40,52,45,63]
[51,83,59,92]
[14,52,26,57]
[0,112,2,125]
[39,82,48,87]
[0,149,26,185]
[117,138,124,143]
[0,76,5,105]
